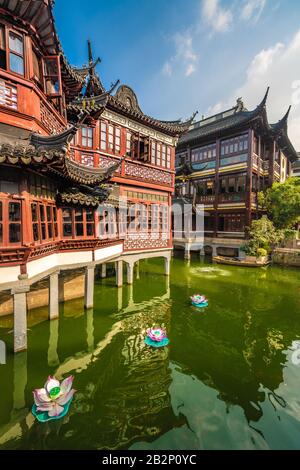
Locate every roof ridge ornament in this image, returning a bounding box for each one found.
[257,86,270,110]
[272,105,292,135]
[235,97,246,112]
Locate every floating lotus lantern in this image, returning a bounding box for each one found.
[32,376,76,423]
[191,294,208,308]
[145,326,169,348]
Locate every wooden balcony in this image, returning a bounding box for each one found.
[251,192,258,205]
[262,160,269,171]
[274,161,280,174]
[219,192,246,203]
[0,238,122,267]
[196,194,215,204]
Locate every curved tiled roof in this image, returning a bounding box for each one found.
[179,89,270,146]
[0,124,123,185]
[56,189,109,207]
[178,89,298,162]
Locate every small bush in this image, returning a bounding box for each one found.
[257,248,267,257]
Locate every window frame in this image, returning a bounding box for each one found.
[0,197,22,246]
[62,207,95,239]
[31,201,58,245]
[31,44,43,87]
[220,134,249,157]
[100,120,122,154]
[81,126,93,148]
[43,55,62,97]
[0,23,26,77]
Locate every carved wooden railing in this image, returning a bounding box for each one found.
[219,192,246,203]
[196,194,215,204]
[262,160,269,171]
[274,161,280,175]
[0,238,123,267]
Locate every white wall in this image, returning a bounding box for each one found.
[0,243,124,287]
[94,243,123,261]
[0,266,21,285]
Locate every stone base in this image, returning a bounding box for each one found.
[0,271,85,317]
[273,249,300,267]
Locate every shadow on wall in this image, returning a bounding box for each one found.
[0,270,86,317]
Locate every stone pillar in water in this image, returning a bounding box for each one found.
[126,262,134,285]
[12,285,29,353]
[85,264,95,309]
[116,260,123,287]
[164,257,171,276]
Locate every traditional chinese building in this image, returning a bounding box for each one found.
[0,0,192,352]
[174,91,298,258]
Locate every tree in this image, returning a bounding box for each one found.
[241,216,284,255]
[258,177,300,229]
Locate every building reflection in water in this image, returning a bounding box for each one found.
[0,274,187,449]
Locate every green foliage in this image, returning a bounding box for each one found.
[257,248,267,257]
[258,177,300,229]
[241,242,258,256]
[241,216,284,256]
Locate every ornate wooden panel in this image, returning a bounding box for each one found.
[125,162,172,186]
[40,101,65,135]
[81,153,94,167]
[0,79,17,110]
[99,154,121,172]
[124,233,169,251]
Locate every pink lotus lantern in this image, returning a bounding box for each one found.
[191,294,208,308]
[32,376,76,422]
[145,326,169,348]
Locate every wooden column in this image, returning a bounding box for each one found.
[269,141,276,185]
[246,129,254,230]
[214,138,220,237]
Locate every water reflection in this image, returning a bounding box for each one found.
[48,319,59,367]
[0,259,300,449]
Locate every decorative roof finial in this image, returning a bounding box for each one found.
[259,86,270,109]
[236,97,245,112]
[273,105,292,133]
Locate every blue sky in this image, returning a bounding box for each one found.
[55,0,300,148]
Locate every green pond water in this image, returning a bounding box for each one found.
[0,256,300,450]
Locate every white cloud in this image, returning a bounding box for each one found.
[185,64,196,77]
[202,0,233,33]
[241,0,267,24]
[162,61,173,77]
[162,31,198,78]
[207,29,300,150]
